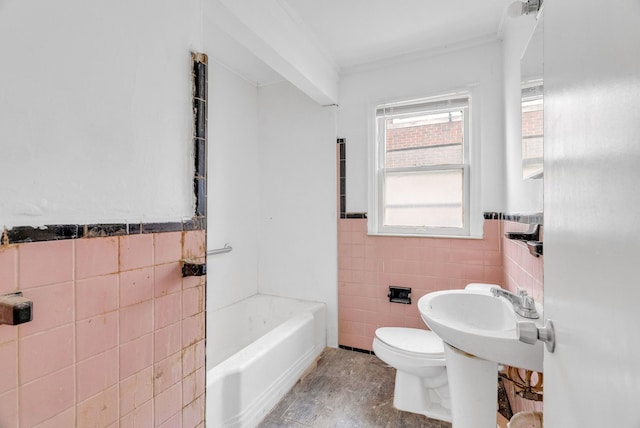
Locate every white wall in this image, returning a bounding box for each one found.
[257,82,338,347]
[338,42,506,216]
[205,60,260,311]
[501,14,544,214]
[0,0,202,228]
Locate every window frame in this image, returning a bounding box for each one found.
[368,90,480,238]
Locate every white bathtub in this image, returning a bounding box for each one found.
[206,294,326,428]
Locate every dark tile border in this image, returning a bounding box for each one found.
[339,345,376,356]
[192,52,208,223]
[6,225,83,244]
[86,224,128,238]
[483,212,502,220]
[345,213,367,219]
[141,222,184,234]
[2,220,201,245]
[337,138,367,220]
[183,217,206,231]
[485,212,544,225]
[503,213,544,225]
[338,138,346,218]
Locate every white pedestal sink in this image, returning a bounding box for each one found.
[444,344,498,428]
[418,289,544,428]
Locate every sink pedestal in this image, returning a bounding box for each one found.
[444,343,498,428]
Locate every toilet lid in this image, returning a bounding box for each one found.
[375,327,444,357]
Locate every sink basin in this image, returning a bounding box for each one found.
[418,290,543,372]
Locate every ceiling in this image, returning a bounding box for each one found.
[206,0,514,88]
[280,0,512,70]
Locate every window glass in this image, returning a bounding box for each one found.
[384,169,464,228]
[371,93,471,236]
[384,111,463,168]
[521,87,543,179]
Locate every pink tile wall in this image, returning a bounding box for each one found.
[502,221,544,302]
[338,218,504,351]
[337,217,545,415]
[501,220,544,415]
[0,230,206,428]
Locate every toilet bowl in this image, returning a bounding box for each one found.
[373,327,452,422]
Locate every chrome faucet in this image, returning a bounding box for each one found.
[491,288,539,319]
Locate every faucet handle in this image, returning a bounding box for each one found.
[517,288,528,298]
[521,295,536,310]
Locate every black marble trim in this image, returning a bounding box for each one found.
[483,212,543,225]
[193,60,207,102]
[192,53,208,219]
[345,213,367,219]
[338,138,369,220]
[338,139,346,217]
[503,213,544,225]
[483,212,502,220]
[128,223,143,235]
[339,345,376,356]
[86,224,128,238]
[193,99,207,141]
[339,211,541,222]
[194,178,206,217]
[141,222,183,234]
[6,225,83,244]
[183,217,206,231]
[2,220,204,245]
[194,139,206,179]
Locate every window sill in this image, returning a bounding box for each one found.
[366,231,483,240]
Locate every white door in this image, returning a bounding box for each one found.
[544,0,640,426]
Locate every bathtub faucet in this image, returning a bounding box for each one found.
[491,288,539,319]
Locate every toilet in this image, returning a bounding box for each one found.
[373,283,500,423]
[373,326,451,422]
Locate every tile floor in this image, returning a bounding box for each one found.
[258,347,452,428]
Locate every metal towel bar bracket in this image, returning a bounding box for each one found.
[207,244,232,255]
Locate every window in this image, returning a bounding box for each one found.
[369,92,476,237]
[521,81,543,179]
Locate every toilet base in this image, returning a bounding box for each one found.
[393,370,452,423]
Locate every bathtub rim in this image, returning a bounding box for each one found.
[205,295,327,428]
